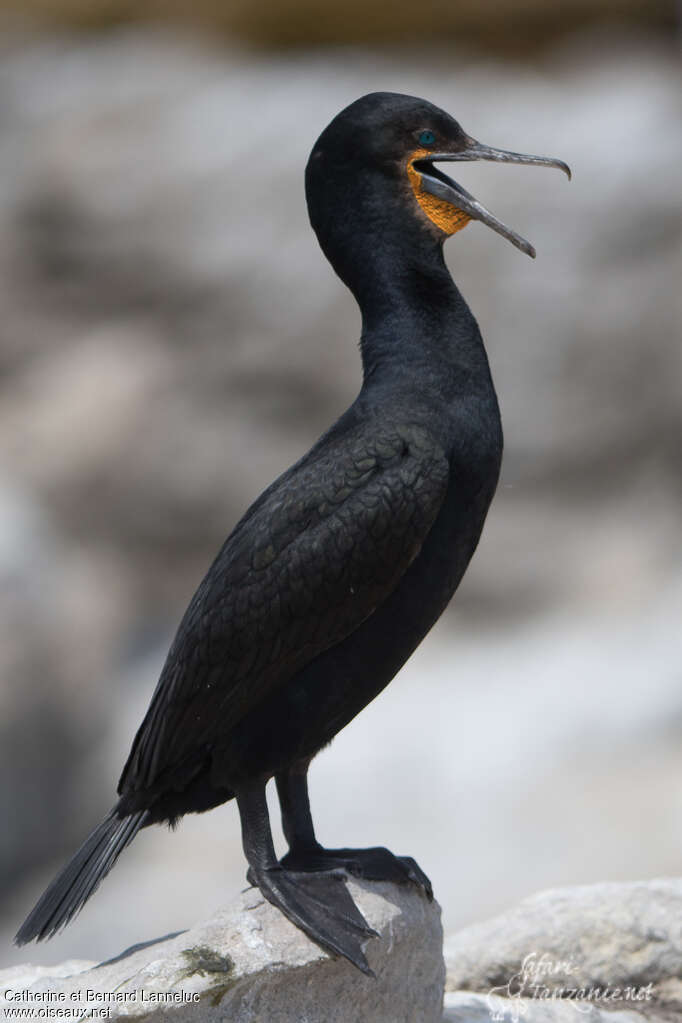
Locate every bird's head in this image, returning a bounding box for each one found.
[306,92,570,264]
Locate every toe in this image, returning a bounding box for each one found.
[397,856,433,900]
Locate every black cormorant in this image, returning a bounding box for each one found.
[16,92,569,974]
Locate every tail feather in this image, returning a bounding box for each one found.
[15,808,148,945]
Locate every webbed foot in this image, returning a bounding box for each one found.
[280,845,433,900]
[246,864,378,975]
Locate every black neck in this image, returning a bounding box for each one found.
[308,166,491,395]
[354,242,483,383]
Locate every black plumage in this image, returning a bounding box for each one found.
[16,92,569,973]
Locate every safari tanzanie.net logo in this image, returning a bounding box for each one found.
[485,950,655,1021]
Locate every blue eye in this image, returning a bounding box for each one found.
[419,130,436,147]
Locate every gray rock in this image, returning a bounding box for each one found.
[442,990,647,1022]
[0,881,444,1022]
[444,880,682,1022]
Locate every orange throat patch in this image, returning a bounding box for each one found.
[407,148,471,236]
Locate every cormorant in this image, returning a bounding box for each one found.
[16,92,569,974]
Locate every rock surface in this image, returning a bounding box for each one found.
[0,881,444,1022]
[442,991,647,1021]
[5,879,681,1022]
[444,880,682,1023]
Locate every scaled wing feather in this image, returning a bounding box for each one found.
[119,422,449,797]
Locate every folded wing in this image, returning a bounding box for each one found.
[118,422,449,798]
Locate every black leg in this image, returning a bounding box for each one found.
[236,777,279,869]
[275,757,320,853]
[275,763,433,900]
[236,776,376,975]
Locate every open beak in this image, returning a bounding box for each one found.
[415,138,571,258]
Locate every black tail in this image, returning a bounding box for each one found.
[15,808,148,945]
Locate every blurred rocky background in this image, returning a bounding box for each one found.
[0,0,681,969]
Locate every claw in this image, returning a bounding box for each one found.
[397,855,433,900]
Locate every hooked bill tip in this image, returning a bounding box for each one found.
[515,236,536,259]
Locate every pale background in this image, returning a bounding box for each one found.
[0,0,680,967]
